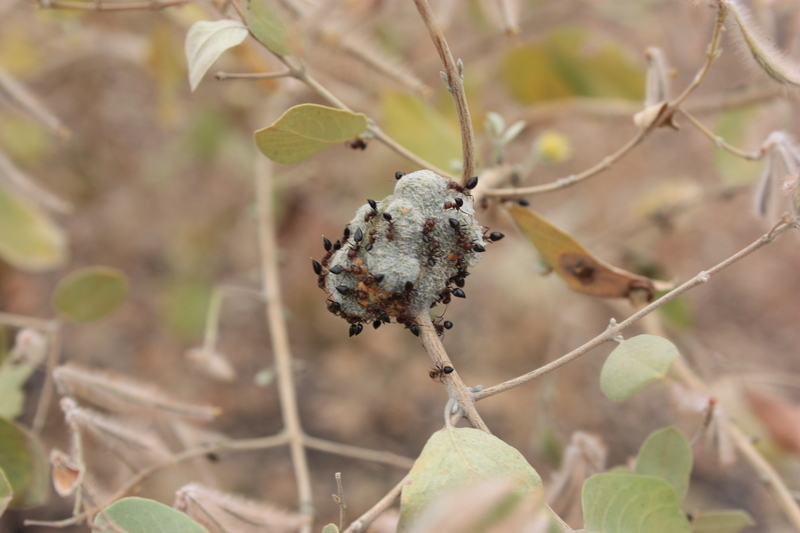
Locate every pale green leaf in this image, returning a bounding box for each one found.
[321,524,340,533]
[94,497,209,533]
[0,417,49,508]
[185,20,248,91]
[600,334,679,401]
[398,427,541,533]
[52,266,129,323]
[582,473,691,533]
[691,510,755,533]
[244,0,290,56]
[381,91,461,172]
[635,427,693,501]
[0,467,12,517]
[0,360,36,419]
[0,180,66,272]
[254,104,368,165]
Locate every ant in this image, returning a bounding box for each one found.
[348,323,364,337]
[433,318,454,336]
[443,197,464,211]
[383,212,396,240]
[364,199,379,222]
[446,176,479,195]
[395,171,405,180]
[429,364,454,381]
[348,138,367,150]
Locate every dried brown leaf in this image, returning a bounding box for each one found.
[174,483,309,533]
[507,204,670,300]
[49,448,83,497]
[54,363,220,420]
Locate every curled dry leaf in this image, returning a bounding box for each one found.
[507,204,671,300]
[54,363,220,420]
[669,383,735,467]
[49,448,83,497]
[546,432,607,526]
[174,483,310,533]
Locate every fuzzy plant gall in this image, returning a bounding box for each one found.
[315,170,502,336]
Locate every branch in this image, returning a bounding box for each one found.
[484,0,729,199]
[679,108,765,161]
[255,155,314,531]
[475,218,798,400]
[414,313,490,433]
[413,0,477,185]
[302,436,415,469]
[342,475,409,533]
[26,0,191,11]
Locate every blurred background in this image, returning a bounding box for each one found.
[1,0,800,531]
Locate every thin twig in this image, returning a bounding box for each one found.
[412,0,476,185]
[414,313,490,433]
[32,327,61,433]
[484,1,729,199]
[335,472,346,532]
[26,0,190,10]
[0,312,58,331]
[342,475,409,533]
[215,70,293,81]
[255,155,314,531]
[679,108,765,160]
[302,436,415,469]
[475,219,798,400]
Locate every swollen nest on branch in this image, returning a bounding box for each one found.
[312,170,503,337]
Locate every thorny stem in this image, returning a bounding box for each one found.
[255,156,314,530]
[475,219,798,400]
[342,475,409,533]
[414,313,490,433]
[679,108,764,160]
[484,0,729,199]
[413,0,477,185]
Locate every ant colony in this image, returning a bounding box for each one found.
[313,170,503,337]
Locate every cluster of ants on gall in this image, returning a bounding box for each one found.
[312,171,505,379]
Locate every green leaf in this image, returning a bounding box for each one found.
[635,427,692,501]
[381,90,462,172]
[691,510,755,533]
[52,266,129,323]
[398,427,541,533]
[0,359,37,419]
[500,28,643,104]
[0,180,66,272]
[600,334,679,401]
[321,524,340,533]
[94,497,209,533]
[0,417,49,508]
[254,104,368,165]
[0,467,12,517]
[244,0,290,56]
[582,473,691,533]
[185,20,249,91]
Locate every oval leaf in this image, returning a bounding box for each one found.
[0,467,12,517]
[398,427,541,533]
[0,359,37,419]
[254,104,368,165]
[94,497,209,533]
[635,427,692,501]
[0,417,49,508]
[507,205,662,299]
[185,20,249,91]
[600,334,679,401]
[0,181,66,272]
[691,510,755,533]
[52,266,129,323]
[321,525,340,533]
[583,473,691,533]
[244,0,290,56]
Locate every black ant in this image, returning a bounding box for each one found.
[395,171,404,180]
[348,323,364,337]
[446,176,479,195]
[383,212,395,240]
[364,199,379,222]
[429,364,454,381]
[433,318,454,336]
[348,138,367,150]
[483,230,505,243]
[444,197,464,211]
